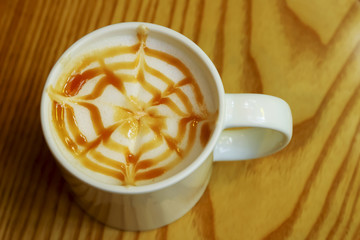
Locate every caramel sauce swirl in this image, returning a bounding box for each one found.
[48,26,216,186]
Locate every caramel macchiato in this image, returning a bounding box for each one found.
[48,25,217,186]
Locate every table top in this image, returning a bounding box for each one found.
[1,0,360,239]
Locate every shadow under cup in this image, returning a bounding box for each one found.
[41,22,225,230]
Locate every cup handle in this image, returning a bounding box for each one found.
[213,94,293,161]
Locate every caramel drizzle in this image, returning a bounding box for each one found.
[49,26,215,185]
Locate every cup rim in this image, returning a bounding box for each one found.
[40,22,225,194]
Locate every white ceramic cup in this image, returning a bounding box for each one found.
[40,22,292,231]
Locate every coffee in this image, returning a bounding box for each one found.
[47,25,217,186]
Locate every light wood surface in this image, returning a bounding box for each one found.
[1,0,360,239]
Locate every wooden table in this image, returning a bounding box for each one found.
[1,0,360,239]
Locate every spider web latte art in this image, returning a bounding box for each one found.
[48,26,216,186]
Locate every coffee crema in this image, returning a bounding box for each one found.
[48,26,216,186]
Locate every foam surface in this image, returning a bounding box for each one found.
[48,25,219,186]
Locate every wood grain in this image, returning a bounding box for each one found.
[1,0,360,239]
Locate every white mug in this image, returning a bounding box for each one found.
[40,22,292,231]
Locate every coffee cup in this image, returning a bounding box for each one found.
[40,22,292,231]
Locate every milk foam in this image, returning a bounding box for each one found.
[49,25,218,186]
